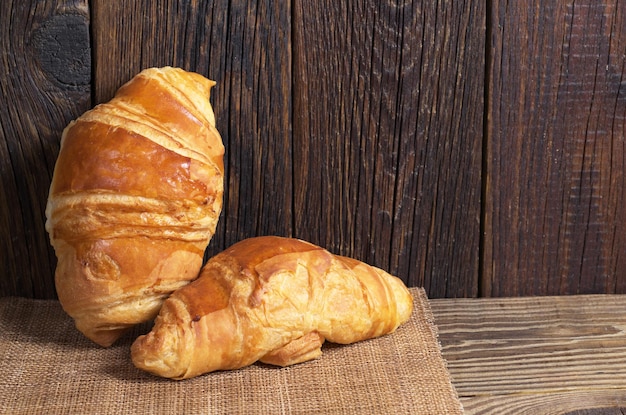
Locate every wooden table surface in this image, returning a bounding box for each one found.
[431,295,626,415]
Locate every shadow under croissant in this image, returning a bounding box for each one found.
[102,336,357,382]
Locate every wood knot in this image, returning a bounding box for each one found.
[31,14,90,87]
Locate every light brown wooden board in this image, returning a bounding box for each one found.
[432,295,626,414]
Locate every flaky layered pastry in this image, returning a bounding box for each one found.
[46,67,224,347]
[131,236,413,379]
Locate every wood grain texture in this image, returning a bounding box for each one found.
[292,0,484,297]
[431,295,626,414]
[460,391,626,415]
[0,0,91,298]
[483,0,626,296]
[3,0,485,298]
[91,0,293,260]
[4,0,625,299]
[94,0,485,298]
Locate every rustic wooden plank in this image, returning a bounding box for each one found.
[91,0,293,259]
[292,0,484,296]
[0,0,91,298]
[460,391,626,415]
[431,295,626,414]
[91,0,230,103]
[484,0,626,296]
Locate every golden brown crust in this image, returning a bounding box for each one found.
[259,331,325,367]
[46,67,224,347]
[131,236,413,379]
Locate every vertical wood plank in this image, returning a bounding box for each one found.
[91,0,293,258]
[484,1,626,296]
[292,0,485,296]
[0,0,91,298]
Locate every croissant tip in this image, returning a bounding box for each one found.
[82,327,126,348]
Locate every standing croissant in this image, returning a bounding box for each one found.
[131,236,413,379]
[45,67,224,347]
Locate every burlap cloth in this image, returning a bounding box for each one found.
[0,287,462,414]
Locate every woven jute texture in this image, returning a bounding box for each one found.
[0,287,463,414]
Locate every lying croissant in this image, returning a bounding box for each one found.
[131,236,413,379]
[45,67,224,347]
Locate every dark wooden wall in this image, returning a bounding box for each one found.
[0,0,624,299]
[484,1,626,296]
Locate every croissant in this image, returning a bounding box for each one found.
[131,236,413,379]
[45,67,224,347]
